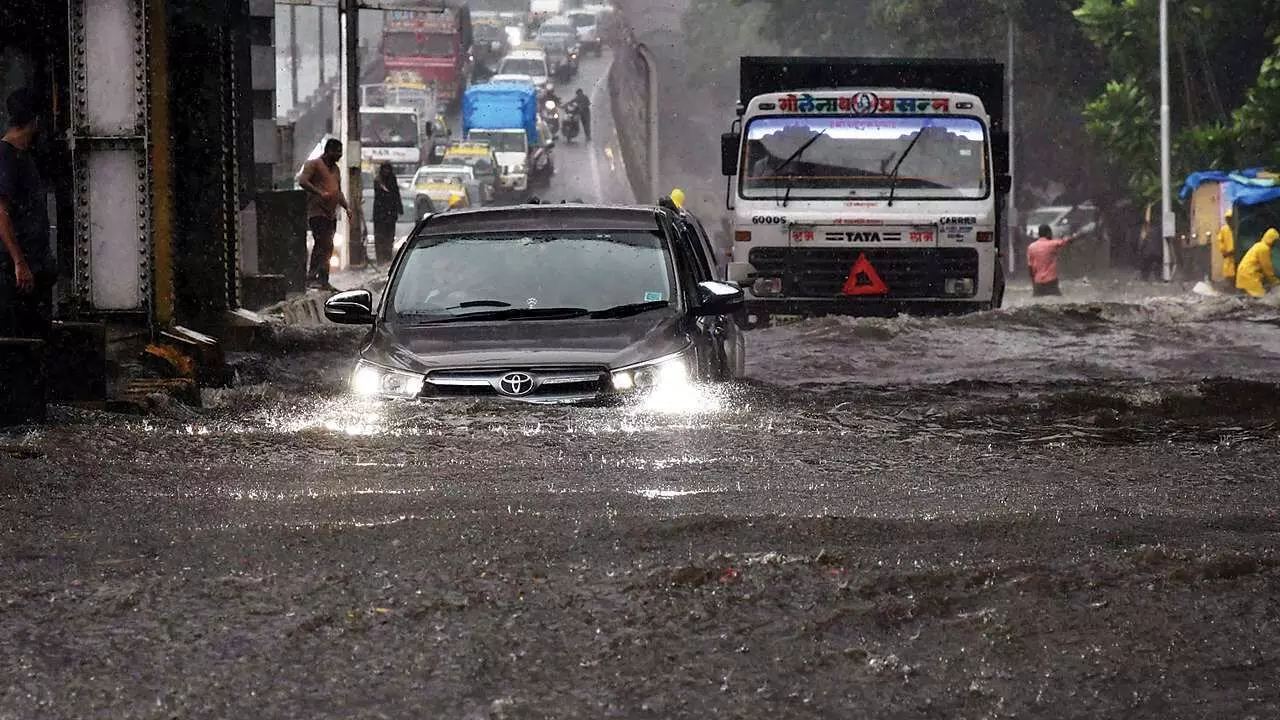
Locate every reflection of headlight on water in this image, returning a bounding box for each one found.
[352,360,425,399]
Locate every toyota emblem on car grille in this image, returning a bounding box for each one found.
[498,372,536,397]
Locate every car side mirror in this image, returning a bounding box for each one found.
[721,132,740,177]
[324,289,375,325]
[996,174,1012,195]
[694,280,744,316]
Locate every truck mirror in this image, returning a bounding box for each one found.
[996,174,1012,194]
[991,130,1010,175]
[721,133,740,177]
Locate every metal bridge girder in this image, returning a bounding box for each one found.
[68,0,153,317]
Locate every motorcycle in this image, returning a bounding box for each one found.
[542,99,561,140]
[561,102,582,142]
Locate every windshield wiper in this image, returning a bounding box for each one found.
[410,307,590,324]
[885,130,926,208]
[589,300,671,319]
[447,300,512,309]
[772,129,827,209]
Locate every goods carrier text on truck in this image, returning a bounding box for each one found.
[721,57,1012,320]
[383,4,474,106]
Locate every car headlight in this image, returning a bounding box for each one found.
[611,350,692,392]
[352,360,425,399]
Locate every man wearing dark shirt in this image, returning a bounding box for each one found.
[569,88,591,142]
[0,88,52,338]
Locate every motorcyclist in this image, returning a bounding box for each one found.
[565,89,592,141]
[542,86,563,139]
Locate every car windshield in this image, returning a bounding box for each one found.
[391,230,674,321]
[570,14,596,27]
[742,115,989,200]
[1027,209,1068,227]
[446,153,495,173]
[499,57,547,77]
[469,131,528,153]
[416,169,470,186]
[360,113,419,148]
[384,31,455,58]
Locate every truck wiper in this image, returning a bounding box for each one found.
[411,307,590,324]
[885,130,925,208]
[772,129,826,208]
[589,300,671,319]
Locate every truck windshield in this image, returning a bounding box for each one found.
[742,116,989,201]
[469,131,529,154]
[384,31,455,58]
[470,0,528,11]
[361,114,420,148]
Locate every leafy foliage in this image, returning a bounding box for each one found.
[685,0,1279,212]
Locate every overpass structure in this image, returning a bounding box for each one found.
[0,0,434,339]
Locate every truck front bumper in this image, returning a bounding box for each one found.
[741,297,985,318]
[499,173,528,191]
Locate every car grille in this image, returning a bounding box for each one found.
[420,366,609,401]
[749,247,980,299]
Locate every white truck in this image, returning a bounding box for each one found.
[359,84,443,184]
[721,57,1012,320]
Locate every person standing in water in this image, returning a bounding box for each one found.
[1235,228,1280,298]
[1026,224,1072,297]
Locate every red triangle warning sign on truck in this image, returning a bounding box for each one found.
[841,254,889,296]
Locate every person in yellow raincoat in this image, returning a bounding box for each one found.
[1235,228,1280,298]
[669,187,686,209]
[1217,208,1236,281]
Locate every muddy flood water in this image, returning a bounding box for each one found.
[3,280,1280,718]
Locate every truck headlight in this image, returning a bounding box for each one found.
[352,360,425,399]
[611,350,692,393]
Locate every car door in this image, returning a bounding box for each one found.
[668,213,739,380]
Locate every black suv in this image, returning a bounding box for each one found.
[325,204,745,403]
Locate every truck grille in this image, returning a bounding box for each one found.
[749,247,980,299]
[421,366,609,401]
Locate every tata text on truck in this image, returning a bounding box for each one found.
[463,81,555,194]
[721,57,1012,320]
[383,4,473,106]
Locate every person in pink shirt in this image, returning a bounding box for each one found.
[1026,224,1072,297]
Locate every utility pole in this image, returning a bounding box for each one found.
[340,0,365,267]
[1159,0,1174,281]
[319,8,327,86]
[290,5,300,108]
[1006,13,1018,276]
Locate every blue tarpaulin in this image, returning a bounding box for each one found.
[461,83,539,144]
[1180,168,1280,208]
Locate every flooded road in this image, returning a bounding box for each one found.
[4,284,1280,718]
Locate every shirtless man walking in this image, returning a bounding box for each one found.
[297,139,350,290]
